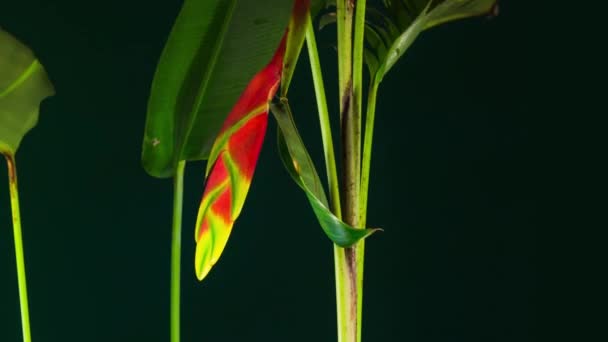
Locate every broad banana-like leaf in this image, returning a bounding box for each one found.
[142,0,294,178]
[271,99,379,246]
[194,35,287,281]
[364,0,497,80]
[0,28,54,156]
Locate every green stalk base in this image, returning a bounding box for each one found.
[170,161,186,342]
[4,154,32,342]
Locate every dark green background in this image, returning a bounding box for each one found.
[1,1,536,341]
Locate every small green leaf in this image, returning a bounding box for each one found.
[271,99,378,247]
[365,0,497,80]
[142,0,294,178]
[0,28,54,156]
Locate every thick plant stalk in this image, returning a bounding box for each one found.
[334,1,367,342]
[170,161,186,342]
[4,154,32,342]
[337,0,358,222]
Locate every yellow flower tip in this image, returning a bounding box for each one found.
[195,239,215,281]
[196,263,212,282]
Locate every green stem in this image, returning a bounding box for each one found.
[170,161,186,342]
[305,13,341,215]
[352,3,367,340]
[333,246,356,342]
[336,0,362,223]
[335,2,367,342]
[352,0,367,195]
[359,79,379,226]
[4,154,32,342]
[336,1,353,111]
[337,0,358,224]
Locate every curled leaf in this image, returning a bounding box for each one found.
[365,0,497,80]
[271,99,379,247]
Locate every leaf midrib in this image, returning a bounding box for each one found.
[0,60,40,98]
[178,0,238,161]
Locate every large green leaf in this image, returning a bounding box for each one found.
[0,28,54,156]
[142,0,294,178]
[271,99,378,247]
[365,0,497,80]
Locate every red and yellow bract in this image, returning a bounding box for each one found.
[194,0,310,281]
[194,34,287,281]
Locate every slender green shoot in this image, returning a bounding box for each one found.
[359,79,379,227]
[170,161,186,342]
[4,154,32,342]
[352,0,367,199]
[305,13,341,216]
[353,78,380,342]
[305,18,358,339]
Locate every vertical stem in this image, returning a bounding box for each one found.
[336,1,353,112]
[336,5,356,342]
[305,13,341,215]
[170,161,186,342]
[352,0,367,194]
[333,246,356,342]
[352,3,368,340]
[359,79,379,226]
[337,0,358,224]
[335,1,367,342]
[4,154,32,342]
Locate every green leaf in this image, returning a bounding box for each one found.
[271,99,378,247]
[365,0,497,80]
[0,28,54,156]
[281,0,311,97]
[142,0,295,178]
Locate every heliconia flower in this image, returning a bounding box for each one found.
[194,34,287,281]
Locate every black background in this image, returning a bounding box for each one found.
[1,1,538,341]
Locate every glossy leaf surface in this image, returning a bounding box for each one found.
[365,0,497,80]
[194,36,287,281]
[271,99,379,247]
[0,29,54,155]
[142,0,294,178]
